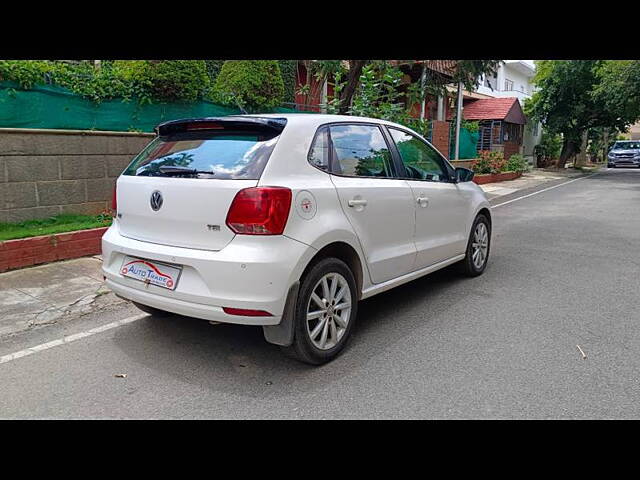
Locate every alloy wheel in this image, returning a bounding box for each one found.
[306,272,352,350]
[471,222,489,270]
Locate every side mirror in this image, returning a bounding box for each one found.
[455,167,474,183]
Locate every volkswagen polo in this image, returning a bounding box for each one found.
[102,114,492,364]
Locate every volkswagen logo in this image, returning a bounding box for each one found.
[150,191,163,211]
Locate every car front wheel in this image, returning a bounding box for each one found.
[281,258,358,365]
[458,214,491,277]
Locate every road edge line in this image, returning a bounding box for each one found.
[491,173,599,208]
[0,313,149,365]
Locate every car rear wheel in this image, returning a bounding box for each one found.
[457,214,491,277]
[281,258,358,365]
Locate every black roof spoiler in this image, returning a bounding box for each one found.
[155,116,287,137]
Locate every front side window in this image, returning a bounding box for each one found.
[328,124,394,178]
[123,130,280,180]
[388,128,448,182]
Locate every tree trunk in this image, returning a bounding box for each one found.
[338,60,367,114]
[575,131,589,167]
[602,130,610,163]
[557,138,577,169]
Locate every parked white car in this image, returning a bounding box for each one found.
[102,114,491,364]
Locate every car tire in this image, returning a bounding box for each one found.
[281,257,358,365]
[132,302,172,317]
[457,213,491,277]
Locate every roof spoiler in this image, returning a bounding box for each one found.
[155,117,287,137]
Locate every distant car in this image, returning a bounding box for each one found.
[102,114,491,364]
[608,141,640,168]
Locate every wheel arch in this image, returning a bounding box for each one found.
[477,206,492,227]
[301,241,365,300]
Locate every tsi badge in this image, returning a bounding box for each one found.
[295,190,317,220]
[150,190,163,211]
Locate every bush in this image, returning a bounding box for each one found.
[204,60,225,84]
[534,131,562,167]
[278,60,297,104]
[212,60,285,112]
[112,60,210,103]
[472,150,506,174]
[506,153,528,173]
[0,60,211,104]
[0,59,51,88]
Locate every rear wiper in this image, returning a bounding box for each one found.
[158,166,215,176]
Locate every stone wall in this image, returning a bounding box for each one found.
[0,129,154,223]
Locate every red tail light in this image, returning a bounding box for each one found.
[111,184,117,217]
[226,187,292,235]
[223,307,273,317]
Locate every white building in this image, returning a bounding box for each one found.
[476,60,542,162]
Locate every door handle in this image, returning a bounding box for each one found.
[416,196,429,207]
[348,199,368,207]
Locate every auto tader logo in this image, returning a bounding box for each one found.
[121,259,175,289]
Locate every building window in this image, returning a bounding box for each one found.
[504,79,514,91]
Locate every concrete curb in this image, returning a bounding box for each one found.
[0,227,107,273]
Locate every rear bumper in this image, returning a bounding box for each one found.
[101,222,315,326]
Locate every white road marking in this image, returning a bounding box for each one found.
[0,313,149,365]
[491,173,598,208]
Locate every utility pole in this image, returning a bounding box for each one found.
[454,81,463,160]
[419,63,427,120]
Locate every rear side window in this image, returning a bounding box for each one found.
[123,130,280,180]
[388,127,449,182]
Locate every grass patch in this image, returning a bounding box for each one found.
[0,213,112,241]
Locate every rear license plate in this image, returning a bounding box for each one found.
[120,256,182,290]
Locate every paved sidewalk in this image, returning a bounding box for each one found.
[0,256,126,338]
[479,168,589,200]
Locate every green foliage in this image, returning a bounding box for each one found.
[452,60,502,93]
[213,60,285,112]
[461,120,479,133]
[112,60,210,103]
[534,131,563,160]
[0,213,112,241]
[278,60,297,104]
[0,59,51,88]
[349,62,406,122]
[506,153,528,173]
[593,61,640,129]
[472,150,506,174]
[204,60,225,83]
[0,60,211,104]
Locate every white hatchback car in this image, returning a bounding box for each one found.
[103,114,491,364]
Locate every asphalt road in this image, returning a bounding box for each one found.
[1,168,639,419]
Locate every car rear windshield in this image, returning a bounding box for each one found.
[613,141,640,149]
[123,130,281,180]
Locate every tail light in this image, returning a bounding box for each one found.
[226,187,292,235]
[111,184,117,217]
[223,307,273,317]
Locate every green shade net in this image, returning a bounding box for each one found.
[449,126,479,160]
[0,82,307,133]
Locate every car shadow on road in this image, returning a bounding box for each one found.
[110,264,469,399]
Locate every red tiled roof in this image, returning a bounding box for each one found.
[462,97,526,124]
